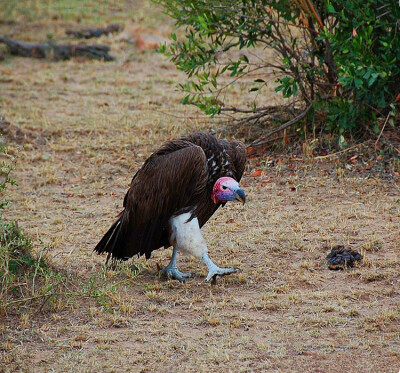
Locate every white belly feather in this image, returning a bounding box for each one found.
[169,212,208,259]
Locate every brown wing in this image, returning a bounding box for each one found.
[98,143,208,260]
[227,140,246,182]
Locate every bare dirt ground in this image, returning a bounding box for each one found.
[1,1,400,372]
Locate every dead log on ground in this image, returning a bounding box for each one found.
[0,36,115,61]
[65,23,122,38]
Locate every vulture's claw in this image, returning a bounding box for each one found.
[160,266,193,283]
[205,266,241,283]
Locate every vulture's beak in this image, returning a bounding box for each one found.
[234,188,246,205]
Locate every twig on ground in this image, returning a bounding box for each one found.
[36,293,54,314]
[249,134,298,149]
[153,109,209,120]
[314,143,365,159]
[220,105,285,114]
[248,104,313,147]
[375,111,391,149]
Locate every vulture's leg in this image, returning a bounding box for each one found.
[160,246,193,283]
[169,212,239,283]
[202,252,240,283]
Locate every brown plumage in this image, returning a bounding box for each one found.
[94,132,246,263]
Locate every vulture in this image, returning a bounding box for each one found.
[94,132,246,282]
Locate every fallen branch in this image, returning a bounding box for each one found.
[220,104,285,114]
[249,104,313,147]
[65,23,122,39]
[374,111,391,149]
[314,143,364,160]
[0,36,115,61]
[235,109,275,126]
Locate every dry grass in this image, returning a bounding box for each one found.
[1,1,400,372]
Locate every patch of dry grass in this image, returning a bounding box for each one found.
[1,1,400,372]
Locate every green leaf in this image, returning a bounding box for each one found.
[211,75,217,89]
[368,73,378,87]
[354,78,363,89]
[363,70,371,80]
[181,95,190,104]
[327,4,336,13]
[241,55,249,63]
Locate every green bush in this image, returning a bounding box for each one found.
[157,0,400,142]
[0,218,70,315]
[0,221,36,275]
[0,217,136,315]
[0,140,15,210]
[321,0,400,134]
[0,131,61,314]
[0,220,36,312]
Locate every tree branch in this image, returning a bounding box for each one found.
[249,104,313,147]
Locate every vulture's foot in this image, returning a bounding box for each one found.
[160,266,193,283]
[202,252,240,283]
[205,266,240,283]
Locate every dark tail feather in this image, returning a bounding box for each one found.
[94,215,123,264]
[94,210,164,263]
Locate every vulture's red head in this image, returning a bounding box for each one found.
[211,177,246,205]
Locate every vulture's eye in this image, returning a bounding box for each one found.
[222,185,227,190]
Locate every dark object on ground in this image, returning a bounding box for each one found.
[0,36,115,61]
[65,24,122,39]
[327,245,363,270]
